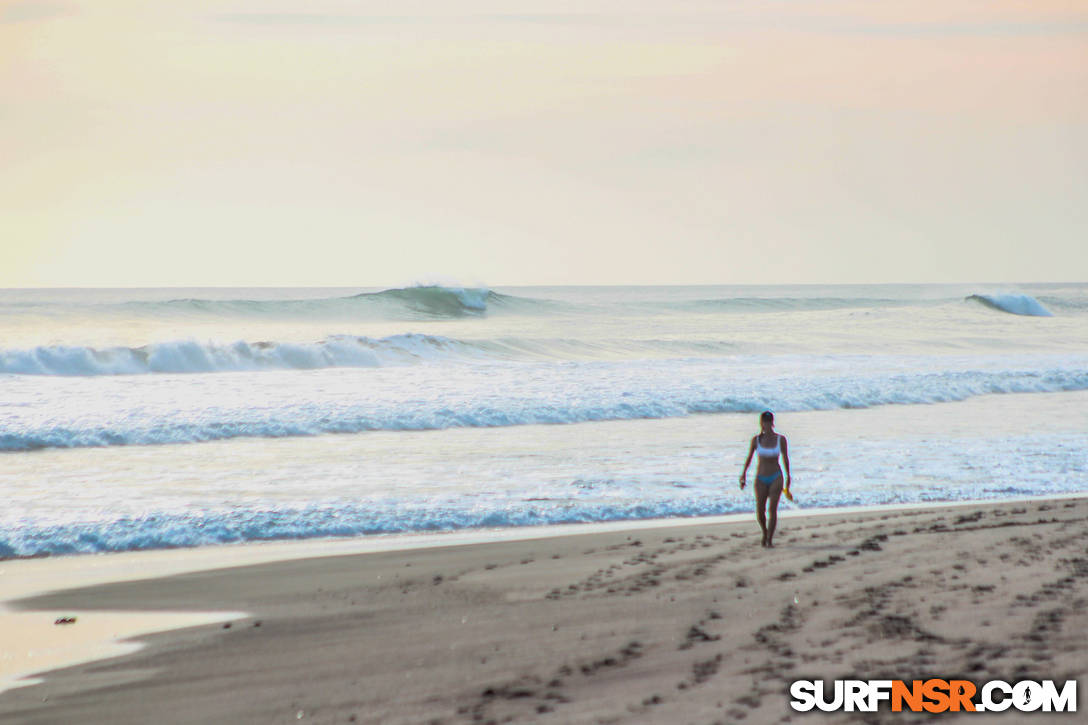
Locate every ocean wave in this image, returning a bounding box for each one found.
[127,285,556,320]
[674,292,1077,316]
[0,334,746,376]
[0,334,492,376]
[350,285,500,316]
[965,293,1053,317]
[2,364,1086,451]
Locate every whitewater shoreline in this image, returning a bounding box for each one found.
[6,386,1088,559]
[4,490,1088,564]
[1,495,1086,723]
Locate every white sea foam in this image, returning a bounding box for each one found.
[1,355,1086,450]
[2,423,1084,557]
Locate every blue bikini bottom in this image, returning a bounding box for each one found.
[755,471,783,486]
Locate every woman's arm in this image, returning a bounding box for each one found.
[781,436,791,487]
[739,437,756,488]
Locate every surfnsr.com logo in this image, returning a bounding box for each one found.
[790,679,1077,713]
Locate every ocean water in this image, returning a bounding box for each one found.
[1,283,1086,557]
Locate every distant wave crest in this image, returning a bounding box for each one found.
[351,285,494,316]
[132,285,552,321]
[966,293,1053,317]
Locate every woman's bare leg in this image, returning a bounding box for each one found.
[766,479,784,547]
[754,483,769,546]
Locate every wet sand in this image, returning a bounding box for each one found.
[1,497,1086,724]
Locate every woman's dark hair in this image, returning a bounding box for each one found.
[760,410,774,423]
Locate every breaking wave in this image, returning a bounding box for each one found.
[966,293,1053,317]
[125,285,554,320]
[0,334,490,376]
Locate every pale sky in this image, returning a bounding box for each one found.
[3,0,1086,287]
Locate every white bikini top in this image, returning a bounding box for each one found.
[755,434,781,458]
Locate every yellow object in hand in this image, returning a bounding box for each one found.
[783,487,794,502]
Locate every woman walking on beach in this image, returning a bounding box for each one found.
[740,411,791,547]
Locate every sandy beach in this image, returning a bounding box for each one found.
[1,497,1086,724]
